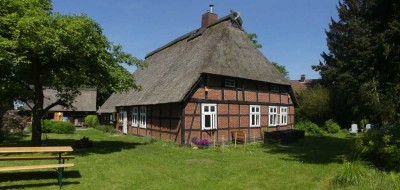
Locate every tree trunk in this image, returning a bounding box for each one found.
[31,85,44,146]
[31,111,42,146]
[31,58,44,146]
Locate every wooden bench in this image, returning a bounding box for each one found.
[0,146,74,189]
[231,131,246,144]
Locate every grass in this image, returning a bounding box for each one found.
[0,129,394,189]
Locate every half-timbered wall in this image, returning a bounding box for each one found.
[183,74,295,144]
[116,74,295,145]
[117,103,182,142]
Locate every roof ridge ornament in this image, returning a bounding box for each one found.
[230,10,240,20]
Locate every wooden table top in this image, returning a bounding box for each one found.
[0,146,73,154]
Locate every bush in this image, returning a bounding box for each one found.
[295,85,331,126]
[325,119,340,133]
[51,121,76,134]
[94,125,115,134]
[352,126,400,171]
[2,110,24,134]
[84,115,99,128]
[37,120,75,134]
[333,161,372,187]
[295,121,324,135]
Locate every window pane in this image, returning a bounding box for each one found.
[256,115,259,125]
[205,115,211,128]
[204,106,209,112]
[211,106,215,112]
[251,115,255,125]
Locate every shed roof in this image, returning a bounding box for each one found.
[115,12,290,107]
[97,92,127,113]
[24,88,97,112]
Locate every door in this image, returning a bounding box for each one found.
[122,111,128,134]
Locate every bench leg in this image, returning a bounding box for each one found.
[56,153,65,189]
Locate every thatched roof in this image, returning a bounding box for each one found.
[97,92,127,113]
[24,88,97,112]
[115,12,290,106]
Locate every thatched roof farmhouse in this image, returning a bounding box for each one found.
[99,6,297,144]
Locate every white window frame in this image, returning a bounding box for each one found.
[280,107,288,125]
[132,107,138,127]
[201,104,217,130]
[268,106,278,126]
[250,105,261,127]
[224,79,236,88]
[139,107,146,128]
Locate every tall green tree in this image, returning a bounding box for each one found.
[295,85,331,126]
[313,0,400,126]
[0,0,145,145]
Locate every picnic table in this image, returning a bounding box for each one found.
[0,146,74,188]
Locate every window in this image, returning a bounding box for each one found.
[109,114,114,124]
[132,107,138,127]
[271,85,280,92]
[280,107,288,125]
[250,105,261,127]
[202,104,217,130]
[268,106,278,126]
[268,106,288,126]
[139,107,146,128]
[224,79,236,88]
[118,112,123,122]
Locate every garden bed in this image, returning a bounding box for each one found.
[264,129,305,144]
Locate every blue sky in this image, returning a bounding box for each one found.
[52,0,339,80]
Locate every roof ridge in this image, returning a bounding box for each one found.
[145,13,240,59]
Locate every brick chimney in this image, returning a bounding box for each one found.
[201,5,218,29]
[300,74,306,82]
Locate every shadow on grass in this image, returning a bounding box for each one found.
[0,170,81,182]
[0,181,80,189]
[1,134,149,156]
[264,134,354,164]
[40,139,147,156]
[0,134,32,147]
[0,170,81,189]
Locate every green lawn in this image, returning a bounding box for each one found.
[0,129,367,189]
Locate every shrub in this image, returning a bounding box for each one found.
[295,121,324,135]
[332,161,372,187]
[84,115,99,128]
[352,125,400,171]
[295,85,331,126]
[40,120,75,134]
[52,121,76,134]
[94,125,116,134]
[325,119,340,133]
[2,110,24,134]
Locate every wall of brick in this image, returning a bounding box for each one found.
[117,103,181,142]
[117,74,296,145]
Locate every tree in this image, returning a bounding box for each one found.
[247,33,262,48]
[0,0,145,145]
[247,33,290,79]
[295,85,331,126]
[271,62,290,79]
[313,0,400,126]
